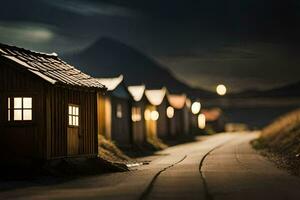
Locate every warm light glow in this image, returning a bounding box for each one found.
[132,107,142,122]
[128,85,145,102]
[145,88,167,106]
[116,104,123,118]
[97,75,123,91]
[150,110,159,121]
[202,108,222,121]
[166,106,174,118]
[144,109,151,121]
[167,94,186,109]
[9,97,33,121]
[68,105,79,126]
[198,114,206,129]
[216,84,227,96]
[14,98,22,109]
[191,101,201,114]
[186,98,191,108]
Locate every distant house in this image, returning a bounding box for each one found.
[145,87,168,139]
[97,75,132,147]
[167,94,190,136]
[0,43,106,163]
[127,85,147,145]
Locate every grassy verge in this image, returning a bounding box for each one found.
[252,109,300,176]
[146,137,168,150]
[98,135,132,163]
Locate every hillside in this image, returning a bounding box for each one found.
[254,109,300,175]
[63,37,215,97]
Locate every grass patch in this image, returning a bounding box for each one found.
[147,137,168,150]
[254,108,300,175]
[98,135,132,163]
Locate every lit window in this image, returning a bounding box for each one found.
[150,110,159,121]
[132,107,142,122]
[68,105,79,126]
[8,98,10,121]
[144,109,151,121]
[191,101,201,114]
[8,97,32,121]
[166,106,174,118]
[198,114,206,129]
[116,104,122,118]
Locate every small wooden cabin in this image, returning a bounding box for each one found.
[167,94,190,136]
[127,85,147,145]
[144,87,168,139]
[0,43,106,163]
[97,75,132,147]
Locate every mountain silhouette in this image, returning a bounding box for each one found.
[263,81,300,97]
[230,81,300,98]
[63,37,216,98]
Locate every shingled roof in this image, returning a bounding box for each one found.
[0,43,106,89]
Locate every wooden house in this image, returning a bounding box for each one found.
[167,94,190,136]
[97,75,132,147]
[127,85,147,145]
[144,87,168,139]
[0,43,106,163]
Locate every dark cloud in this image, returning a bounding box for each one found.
[0,0,299,91]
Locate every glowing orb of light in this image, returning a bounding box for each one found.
[150,110,159,121]
[191,102,201,114]
[216,84,227,96]
[166,106,174,118]
[198,113,206,129]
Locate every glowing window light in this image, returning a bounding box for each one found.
[132,107,142,122]
[166,106,174,118]
[198,113,206,129]
[8,97,33,121]
[191,101,201,114]
[144,109,151,121]
[116,104,123,118]
[68,105,79,126]
[150,110,159,121]
[216,84,227,96]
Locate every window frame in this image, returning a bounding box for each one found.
[7,96,34,124]
[68,104,80,127]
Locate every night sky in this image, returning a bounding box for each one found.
[1,0,300,92]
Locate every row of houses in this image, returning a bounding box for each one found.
[0,43,201,163]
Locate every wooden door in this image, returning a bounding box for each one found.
[67,104,80,155]
[67,127,79,155]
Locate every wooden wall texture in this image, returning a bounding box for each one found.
[131,101,146,145]
[0,59,98,162]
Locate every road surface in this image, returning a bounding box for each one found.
[1,132,300,200]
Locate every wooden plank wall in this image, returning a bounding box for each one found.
[131,101,146,145]
[110,97,131,146]
[47,86,98,159]
[0,60,45,161]
[157,99,168,138]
